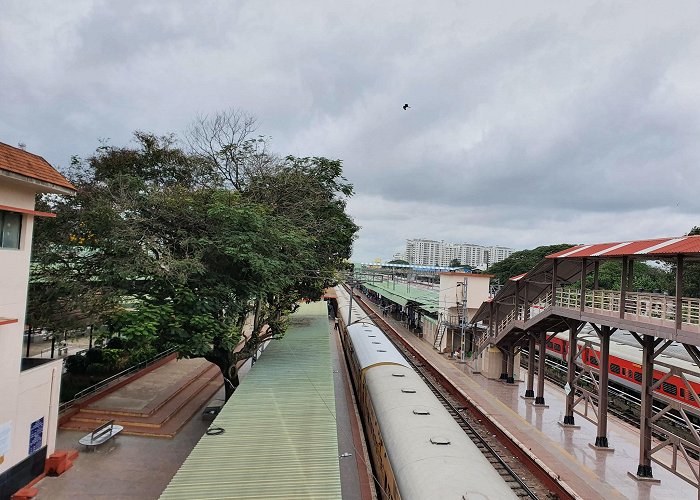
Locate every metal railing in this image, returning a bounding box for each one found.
[59,347,177,413]
[496,288,700,335]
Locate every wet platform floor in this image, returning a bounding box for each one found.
[360,298,698,500]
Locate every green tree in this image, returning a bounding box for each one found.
[31,132,358,400]
[486,244,572,285]
[244,155,359,297]
[387,259,409,265]
[680,227,700,297]
[449,258,461,267]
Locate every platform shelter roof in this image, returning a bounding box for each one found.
[160,301,341,500]
[362,281,438,312]
[472,235,700,327]
[546,235,700,260]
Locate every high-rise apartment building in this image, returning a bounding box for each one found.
[404,239,514,269]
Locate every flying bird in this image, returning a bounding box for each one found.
[403,103,410,110]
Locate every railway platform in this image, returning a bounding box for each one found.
[357,295,697,500]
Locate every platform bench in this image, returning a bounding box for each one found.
[78,420,123,451]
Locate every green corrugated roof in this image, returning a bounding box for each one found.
[160,301,341,500]
[363,282,439,311]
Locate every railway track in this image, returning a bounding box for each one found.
[342,286,566,499]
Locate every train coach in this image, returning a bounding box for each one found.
[545,331,700,408]
[340,316,518,500]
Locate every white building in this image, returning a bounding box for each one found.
[405,239,514,269]
[0,143,76,496]
[391,251,407,262]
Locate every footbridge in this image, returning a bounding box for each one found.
[470,235,700,488]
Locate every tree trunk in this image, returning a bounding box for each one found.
[205,348,239,401]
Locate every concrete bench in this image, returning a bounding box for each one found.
[78,420,123,451]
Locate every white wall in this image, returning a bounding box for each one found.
[438,273,492,320]
[0,178,62,473]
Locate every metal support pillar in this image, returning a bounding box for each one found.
[676,256,684,331]
[560,325,579,427]
[579,258,587,311]
[500,345,508,380]
[25,325,32,358]
[630,334,659,482]
[592,325,614,451]
[524,334,536,398]
[506,343,516,384]
[534,331,548,407]
[620,256,628,319]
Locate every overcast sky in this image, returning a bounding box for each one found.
[2,1,699,262]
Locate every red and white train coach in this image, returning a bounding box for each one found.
[545,331,700,408]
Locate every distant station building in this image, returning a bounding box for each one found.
[353,263,492,356]
[405,238,514,270]
[0,143,76,497]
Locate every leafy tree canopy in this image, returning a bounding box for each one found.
[31,126,358,399]
[486,244,572,285]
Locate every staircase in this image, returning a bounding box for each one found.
[60,360,223,438]
[433,321,447,350]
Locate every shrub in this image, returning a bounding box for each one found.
[101,348,122,369]
[85,363,107,375]
[106,337,124,349]
[64,354,89,374]
[85,348,103,364]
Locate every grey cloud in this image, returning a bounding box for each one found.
[1,1,699,262]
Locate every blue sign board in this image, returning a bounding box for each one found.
[28,417,44,454]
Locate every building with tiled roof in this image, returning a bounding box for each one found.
[0,142,75,194]
[0,142,75,498]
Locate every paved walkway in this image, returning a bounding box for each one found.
[36,386,224,500]
[359,297,697,500]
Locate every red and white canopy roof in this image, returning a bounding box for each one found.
[547,236,700,259]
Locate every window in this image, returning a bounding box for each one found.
[553,343,561,352]
[610,364,620,374]
[663,382,677,396]
[589,356,599,367]
[0,210,22,249]
[622,368,626,376]
[680,388,686,398]
[634,371,642,382]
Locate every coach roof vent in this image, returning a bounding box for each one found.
[391,373,405,377]
[430,436,451,445]
[401,388,416,393]
[413,408,430,415]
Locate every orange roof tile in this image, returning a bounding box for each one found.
[0,142,75,191]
